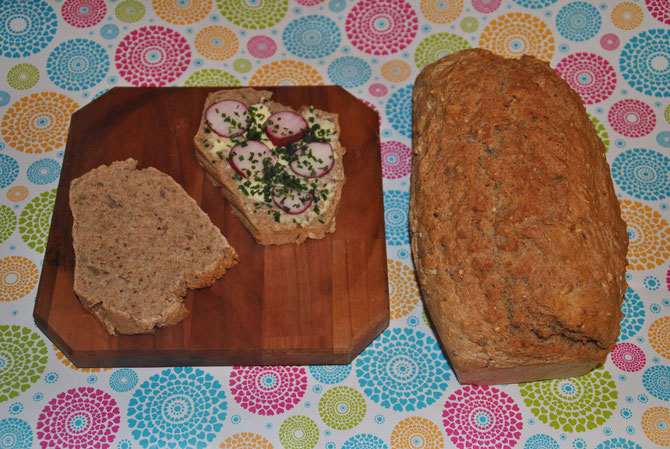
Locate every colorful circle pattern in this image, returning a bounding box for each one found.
[646,0,670,26]
[36,387,120,449]
[642,365,670,401]
[18,189,56,254]
[595,438,642,449]
[0,205,16,245]
[26,159,61,185]
[247,35,277,58]
[216,0,288,30]
[642,406,670,446]
[184,69,240,87]
[384,190,410,246]
[612,148,670,201]
[612,2,644,30]
[355,328,451,411]
[345,0,419,56]
[387,259,420,319]
[0,0,58,58]
[318,386,366,431]
[220,432,274,449]
[420,0,463,24]
[309,365,352,384]
[386,84,412,138]
[479,12,555,61]
[283,15,341,59]
[610,342,646,372]
[195,26,239,61]
[472,0,501,14]
[620,29,670,98]
[0,256,39,302]
[342,434,388,449]
[620,287,646,341]
[327,56,371,88]
[278,415,319,449]
[47,38,109,91]
[609,100,656,137]
[650,316,670,359]
[0,417,33,449]
[127,367,227,448]
[524,434,559,449]
[556,1,601,42]
[0,154,19,189]
[7,63,39,90]
[391,416,444,449]
[109,368,138,393]
[115,0,145,23]
[381,141,411,179]
[414,33,470,69]
[250,60,323,86]
[229,366,307,415]
[619,199,670,271]
[381,60,411,82]
[61,0,107,28]
[153,0,210,25]
[0,324,48,403]
[555,52,616,104]
[443,385,523,449]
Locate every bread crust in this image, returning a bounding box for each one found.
[70,159,239,335]
[193,88,346,245]
[410,49,629,385]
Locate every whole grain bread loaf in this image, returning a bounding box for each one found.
[409,49,629,385]
[70,159,238,335]
[193,88,346,245]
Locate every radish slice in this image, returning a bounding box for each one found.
[205,100,249,137]
[228,141,275,178]
[271,185,313,214]
[265,111,308,146]
[290,142,334,178]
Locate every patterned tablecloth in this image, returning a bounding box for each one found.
[1,0,669,448]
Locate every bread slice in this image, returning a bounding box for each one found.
[193,88,346,245]
[69,158,238,335]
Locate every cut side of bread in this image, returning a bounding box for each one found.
[193,88,346,245]
[70,158,238,335]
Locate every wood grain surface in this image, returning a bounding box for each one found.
[33,86,388,367]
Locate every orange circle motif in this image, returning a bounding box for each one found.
[1,92,78,154]
[391,416,444,449]
[250,60,324,86]
[152,0,210,25]
[388,259,421,320]
[6,186,28,202]
[53,345,110,372]
[220,432,274,449]
[195,26,239,61]
[642,406,670,446]
[649,316,670,359]
[0,256,39,302]
[479,12,555,61]
[420,0,463,24]
[612,2,644,30]
[619,199,670,271]
[382,60,412,82]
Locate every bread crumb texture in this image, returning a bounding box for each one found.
[410,49,629,384]
[70,159,238,335]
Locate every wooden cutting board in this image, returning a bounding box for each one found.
[33,86,388,367]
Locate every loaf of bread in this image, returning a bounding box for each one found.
[70,159,238,335]
[193,88,346,245]
[409,49,629,385]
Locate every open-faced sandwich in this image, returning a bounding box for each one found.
[193,88,346,245]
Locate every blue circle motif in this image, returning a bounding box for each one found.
[620,29,670,98]
[46,38,109,91]
[117,438,132,449]
[512,0,558,8]
[642,365,670,401]
[8,402,23,415]
[0,0,57,58]
[355,327,451,411]
[525,434,559,449]
[658,131,670,148]
[612,148,670,201]
[328,56,371,88]
[595,438,642,449]
[109,368,138,393]
[619,288,645,341]
[384,190,410,246]
[127,367,227,449]
[556,2,601,42]
[26,159,60,185]
[309,365,352,384]
[283,15,341,59]
[101,24,119,40]
[44,371,58,384]
[0,417,33,449]
[0,154,20,189]
[0,91,9,106]
[342,434,388,449]
[386,85,412,138]
[329,0,346,13]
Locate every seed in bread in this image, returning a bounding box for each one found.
[409,49,629,385]
[193,88,346,246]
[70,158,239,335]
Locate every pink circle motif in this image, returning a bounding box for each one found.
[443,385,523,449]
[346,0,419,56]
[554,53,616,105]
[472,0,501,14]
[609,99,657,138]
[229,366,307,415]
[610,342,646,372]
[36,387,120,449]
[646,0,670,25]
[369,83,388,97]
[600,33,620,51]
[115,26,191,87]
[247,35,277,59]
[382,141,412,179]
[61,0,107,28]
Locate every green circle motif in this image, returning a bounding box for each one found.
[7,64,39,90]
[185,69,241,87]
[0,324,48,403]
[415,33,471,69]
[519,367,618,433]
[665,104,670,125]
[318,386,366,431]
[460,17,479,33]
[115,0,146,23]
[0,205,17,245]
[19,189,56,254]
[279,415,319,449]
[589,114,610,153]
[233,58,253,73]
[217,0,288,30]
